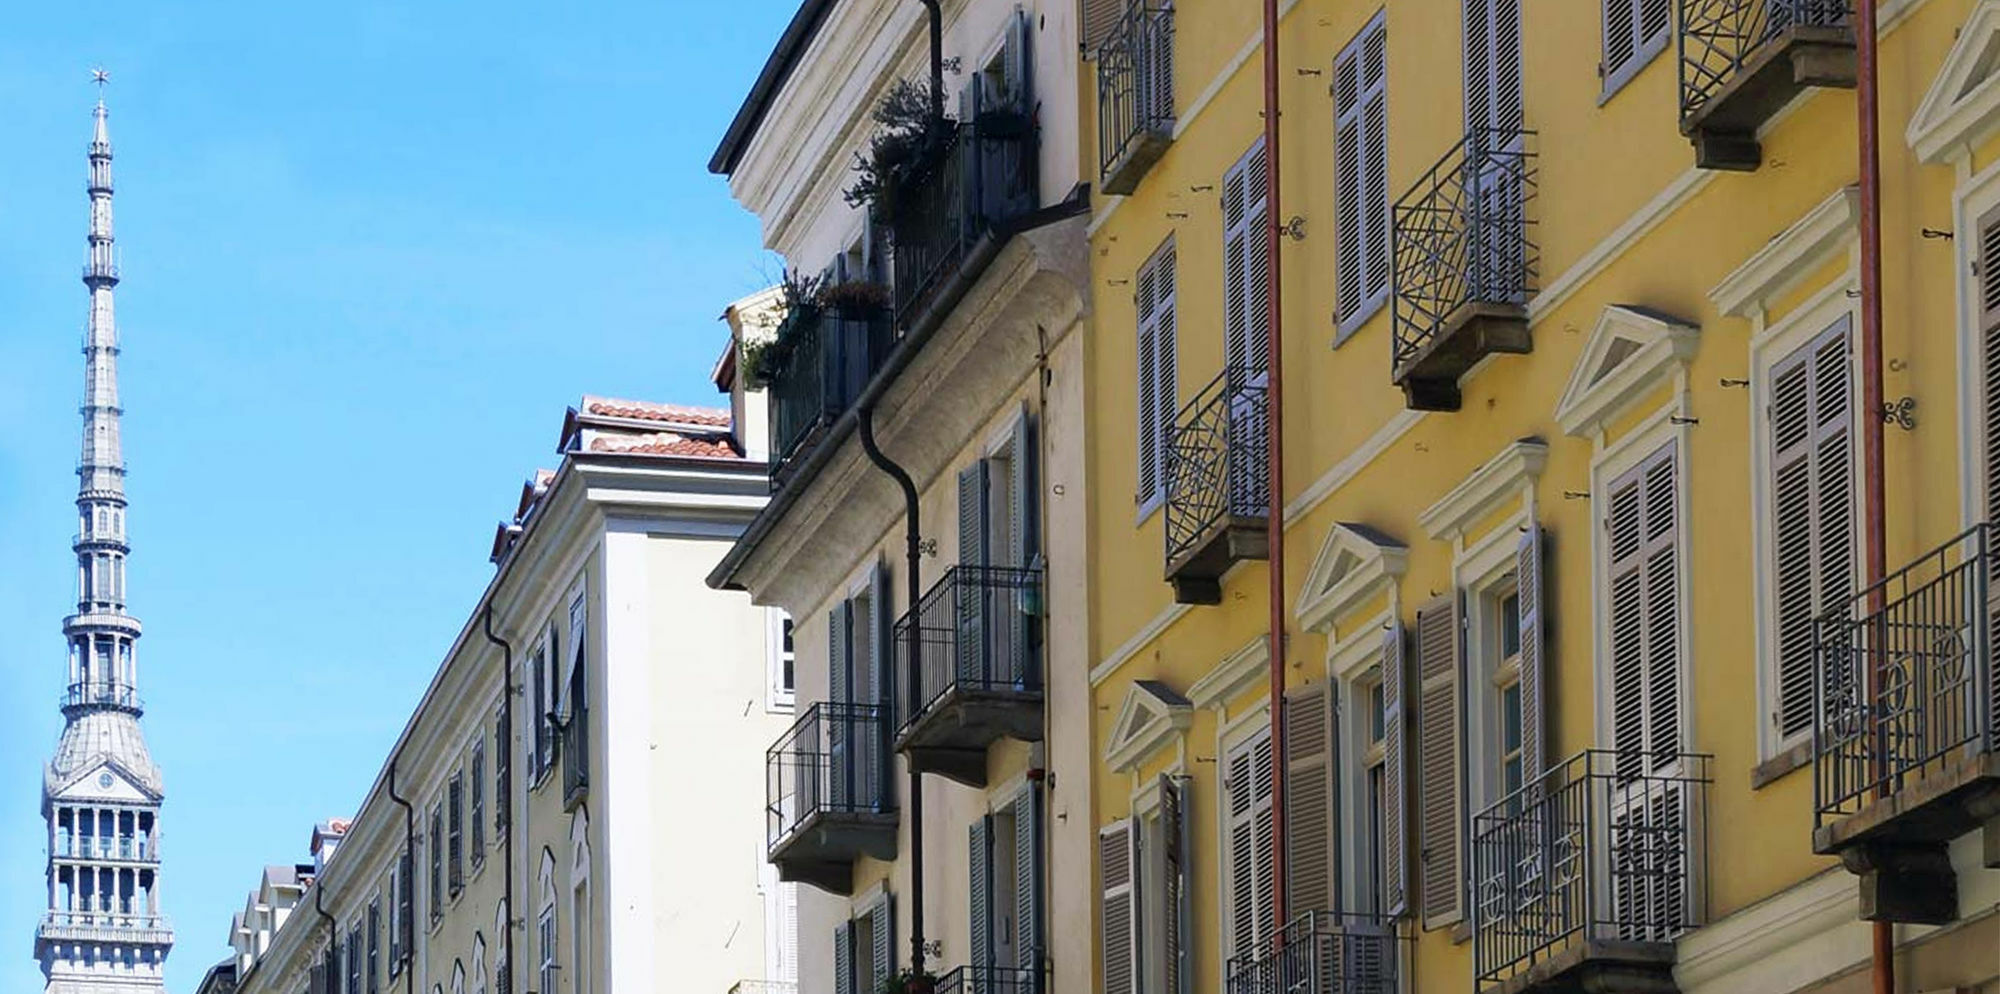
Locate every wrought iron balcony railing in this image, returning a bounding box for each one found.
[561,699,588,810]
[888,118,1040,327]
[1097,2,1175,195]
[1390,127,1536,411]
[766,701,892,849]
[55,836,154,861]
[1471,750,1711,992]
[63,682,141,712]
[1162,366,1269,604]
[932,964,1042,994]
[766,308,895,480]
[1223,911,1398,994]
[892,565,1044,785]
[1814,524,1997,828]
[1678,0,1855,169]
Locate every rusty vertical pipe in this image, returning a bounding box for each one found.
[1262,0,1289,937]
[1855,0,1893,992]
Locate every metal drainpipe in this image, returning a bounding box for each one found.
[1855,0,1893,991]
[917,0,945,124]
[386,763,416,991]
[1261,0,1290,938]
[312,866,337,991]
[480,606,519,994]
[859,406,927,975]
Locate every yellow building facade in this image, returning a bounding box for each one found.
[1081,1,2000,992]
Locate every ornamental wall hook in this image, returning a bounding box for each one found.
[1882,396,1918,430]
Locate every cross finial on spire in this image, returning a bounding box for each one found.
[92,68,109,88]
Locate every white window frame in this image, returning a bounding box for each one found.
[1952,158,2000,530]
[1748,278,1861,764]
[1136,238,1178,520]
[1328,609,1394,916]
[1216,709,1273,975]
[1123,765,1184,994]
[768,610,797,712]
[1333,9,1390,341]
[1600,0,1672,101]
[538,852,558,994]
[1588,405,1696,754]
[1456,509,1531,818]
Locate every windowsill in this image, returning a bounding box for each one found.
[1334,295,1386,347]
[1751,739,1813,790]
[1449,920,1471,945]
[1135,496,1162,528]
[1597,39,1668,107]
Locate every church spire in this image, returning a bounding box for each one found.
[39,75,173,994]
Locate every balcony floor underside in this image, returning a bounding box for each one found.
[1816,749,2000,854]
[1680,25,1856,171]
[897,687,1044,787]
[1394,302,1530,411]
[1485,938,1678,994]
[1167,515,1268,605]
[769,808,898,895]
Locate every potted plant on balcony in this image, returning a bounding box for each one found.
[877,968,937,994]
[820,277,892,320]
[844,78,949,231]
[739,271,827,389]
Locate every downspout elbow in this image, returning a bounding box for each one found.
[385,762,415,989]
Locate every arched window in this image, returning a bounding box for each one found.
[569,814,590,994]
[537,851,557,994]
[492,902,510,994]
[471,936,488,994]
[450,961,465,994]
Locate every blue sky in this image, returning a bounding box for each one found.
[0,3,789,990]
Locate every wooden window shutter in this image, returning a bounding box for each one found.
[1137,242,1179,506]
[1158,774,1190,994]
[960,461,991,567]
[1517,525,1549,783]
[1380,623,1411,917]
[448,774,465,890]
[1464,0,1524,134]
[1015,782,1040,973]
[1099,820,1136,994]
[1224,727,1276,957]
[971,816,993,970]
[1335,14,1390,329]
[494,710,511,835]
[1222,141,1270,375]
[1603,0,1670,90]
[1415,593,1463,928]
[1771,322,1854,742]
[1282,681,1337,916]
[870,896,895,983]
[833,922,853,994]
[1002,9,1034,116]
[829,605,851,705]
[1081,0,1124,54]
[396,849,414,961]
[1981,205,2000,529]
[1607,446,1683,777]
[869,564,891,706]
[1010,413,1038,568]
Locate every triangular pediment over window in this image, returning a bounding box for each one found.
[50,761,157,804]
[1554,305,1700,437]
[1296,522,1408,634]
[1104,680,1193,773]
[1910,0,2000,164]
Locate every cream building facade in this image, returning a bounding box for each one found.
[708,2,1093,992]
[218,380,791,994]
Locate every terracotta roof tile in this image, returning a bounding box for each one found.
[582,396,731,427]
[587,431,742,459]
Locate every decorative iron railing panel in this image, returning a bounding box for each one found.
[893,564,1043,734]
[1097,3,1175,179]
[889,120,1040,326]
[1471,750,1711,990]
[1814,524,1995,824]
[1164,366,1268,568]
[62,682,141,711]
[767,310,895,478]
[764,701,892,852]
[1223,911,1398,994]
[1389,128,1537,375]
[562,700,588,803]
[932,963,1043,994]
[1678,0,1850,118]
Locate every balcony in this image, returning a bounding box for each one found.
[54,837,155,862]
[1223,912,1399,994]
[561,697,588,812]
[1390,128,1536,412]
[765,701,896,895]
[1678,0,1855,170]
[36,912,173,946]
[933,965,1041,994]
[1097,3,1175,196]
[887,117,1039,329]
[766,307,895,482]
[1812,525,2000,924]
[892,565,1044,787]
[63,682,141,714]
[1163,367,1268,605]
[1471,750,1711,994]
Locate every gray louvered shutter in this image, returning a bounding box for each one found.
[1137,243,1179,506]
[396,849,414,961]
[870,896,895,983]
[1002,8,1033,117]
[1464,0,1524,135]
[829,603,853,810]
[1771,321,1854,742]
[959,461,991,688]
[1607,447,1683,777]
[1222,142,1270,377]
[1225,728,1276,957]
[961,461,992,567]
[1517,525,1548,785]
[1335,14,1389,329]
[869,567,892,807]
[1015,782,1040,978]
[1981,205,2000,531]
[1011,413,1037,567]
[1081,0,1124,53]
[833,922,853,994]
[1380,623,1411,917]
[1160,775,1190,994]
[971,817,993,971]
[1602,0,1671,91]
[830,605,851,704]
[1283,681,1337,916]
[1416,594,1462,928]
[1099,821,1135,994]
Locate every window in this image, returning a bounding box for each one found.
[1601,0,1670,98]
[448,772,465,894]
[494,708,512,835]
[1222,725,1274,962]
[493,903,512,994]
[472,937,489,994]
[768,611,796,710]
[1766,320,1854,749]
[1495,588,1525,800]
[365,900,380,994]
[1465,0,1525,135]
[1334,11,1390,337]
[1136,240,1178,511]
[832,896,894,994]
[1606,445,1685,777]
[1222,141,1271,381]
[388,855,407,974]
[470,743,487,865]
[530,639,551,782]
[1360,675,1389,913]
[968,783,1040,976]
[1415,594,1463,928]
[346,924,362,994]
[538,906,557,994]
[428,805,444,926]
